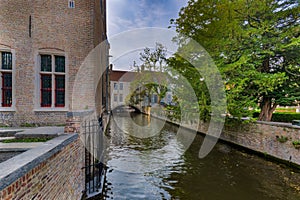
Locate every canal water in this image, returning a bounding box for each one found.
[102,112,300,200]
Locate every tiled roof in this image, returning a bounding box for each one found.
[110,70,137,82]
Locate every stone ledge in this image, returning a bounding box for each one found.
[256,120,300,129]
[66,110,94,118]
[0,130,19,137]
[15,127,64,139]
[0,133,78,191]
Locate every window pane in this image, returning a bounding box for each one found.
[119,83,123,90]
[119,94,123,102]
[55,56,65,72]
[68,0,75,8]
[2,73,12,107]
[41,75,52,107]
[41,55,52,72]
[114,83,118,90]
[2,52,12,70]
[114,94,117,102]
[55,75,65,107]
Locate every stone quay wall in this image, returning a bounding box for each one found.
[151,111,300,168]
[194,120,300,167]
[0,134,85,200]
[220,121,300,167]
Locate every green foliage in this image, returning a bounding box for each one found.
[171,0,300,121]
[2,138,50,143]
[164,104,181,122]
[271,113,300,123]
[253,112,300,122]
[275,107,297,113]
[292,140,300,149]
[293,140,300,145]
[167,55,212,121]
[20,123,37,127]
[276,135,288,143]
[129,43,169,107]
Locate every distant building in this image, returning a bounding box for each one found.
[110,70,136,110]
[110,70,174,110]
[0,0,108,125]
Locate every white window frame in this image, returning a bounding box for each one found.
[0,48,16,111]
[34,51,68,112]
[114,83,118,90]
[119,82,123,90]
[68,0,75,8]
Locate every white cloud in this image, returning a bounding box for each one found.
[107,0,188,36]
[107,0,188,70]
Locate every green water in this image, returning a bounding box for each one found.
[102,113,300,200]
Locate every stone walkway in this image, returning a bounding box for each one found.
[0,142,44,151]
[0,126,65,151]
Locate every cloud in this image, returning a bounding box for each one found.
[107,0,188,70]
[107,0,188,36]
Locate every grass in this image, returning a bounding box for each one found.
[275,107,297,113]
[19,123,66,127]
[1,138,50,143]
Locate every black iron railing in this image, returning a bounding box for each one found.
[82,118,106,198]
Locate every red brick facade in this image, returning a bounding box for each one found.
[0,136,84,200]
[0,0,108,126]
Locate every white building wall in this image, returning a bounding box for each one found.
[110,81,131,109]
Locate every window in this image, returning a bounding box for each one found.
[114,83,118,90]
[119,83,123,90]
[114,94,118,102]
[68,0,75,8]
[40,55,65,108]
[0,52,12,107]
[119,94,123,102]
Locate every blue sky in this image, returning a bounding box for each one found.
[107,0,188,36]
[107,0,188,70]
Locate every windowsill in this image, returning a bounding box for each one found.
[34,108,69,112]
[0,107,16,112]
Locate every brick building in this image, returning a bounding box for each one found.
[0,0,109,126]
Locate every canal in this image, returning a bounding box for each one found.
[101,112,300,199]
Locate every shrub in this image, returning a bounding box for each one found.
[252,112,300,123]
[271,113,300,123]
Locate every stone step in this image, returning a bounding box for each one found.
[0,137,15,141]
[0,142,43,151]
[0,130,23,137]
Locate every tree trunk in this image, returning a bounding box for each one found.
[258,96,277,121]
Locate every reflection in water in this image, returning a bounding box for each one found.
[102,113,300,200]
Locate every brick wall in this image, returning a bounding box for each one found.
[0,134,85,200]
[0,0,108,125]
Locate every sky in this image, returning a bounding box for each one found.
[107,0,188,70]
[107,0,188,36]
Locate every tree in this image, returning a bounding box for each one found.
[136,43,167,72]
[167,55,211,121]
[129,43,169,107]
[171,0,300,121]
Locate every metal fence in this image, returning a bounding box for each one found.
[82,118,107,198]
